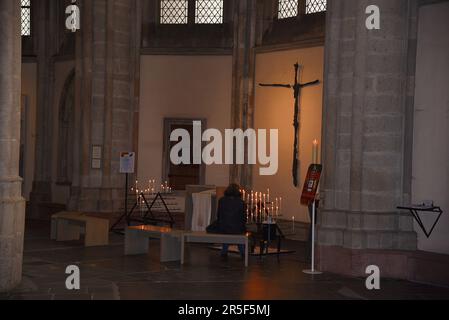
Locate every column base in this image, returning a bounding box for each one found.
[69,187,124,213]
[0,197,26,292]
[28,181,53,220]
[317,245,449,287]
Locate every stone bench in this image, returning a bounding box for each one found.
[181,231,249,267]
[51,212,109,247]
[125,225,183,263]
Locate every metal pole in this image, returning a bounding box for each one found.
[125,173,129,225]
[311,200,316,272]
[303,198,322,275]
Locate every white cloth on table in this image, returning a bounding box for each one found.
[191,190,216,232]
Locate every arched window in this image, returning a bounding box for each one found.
[21,0,31,36]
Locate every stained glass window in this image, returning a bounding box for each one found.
[195,0,223,24]
[21,0,31,36]
[160,0,189,24]
[306,0,327,14]
[278,0,298,19]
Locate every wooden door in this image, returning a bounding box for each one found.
[163,119,206,190]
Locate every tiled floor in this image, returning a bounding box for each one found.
[1,220,449,300]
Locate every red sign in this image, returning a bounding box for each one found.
[300,164,322,206]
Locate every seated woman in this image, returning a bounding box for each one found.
[215,184,247,257]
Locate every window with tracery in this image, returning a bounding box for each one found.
[195,0,224,24]
[306,0,327,14]
[21,0,31,36]
[160,0,189,24]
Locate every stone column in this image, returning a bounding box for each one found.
[69,0,138,213]
[0,0,26,292]
[318,0,418,279]
[29,0,54,219]
[230,0,257,188]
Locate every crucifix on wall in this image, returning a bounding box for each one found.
[259,63,320,187]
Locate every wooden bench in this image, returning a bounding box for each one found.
[51,212,109,247]
[125,225,183,263]
[181,232,249,267]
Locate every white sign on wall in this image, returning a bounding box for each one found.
[120,152,135,174]
[91,145,102,169]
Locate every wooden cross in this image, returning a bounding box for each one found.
[259,63,320,187]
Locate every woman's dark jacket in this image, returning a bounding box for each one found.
[215,196,246,235]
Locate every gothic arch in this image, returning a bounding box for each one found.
[56,69,75,185]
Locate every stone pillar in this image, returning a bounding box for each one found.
[230,0,257,188]
[0,0,26,292]
[318,0,418,279]
[69,0,138,213]
[29,0,55,219]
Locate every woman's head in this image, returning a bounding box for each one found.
[224,183,241,198]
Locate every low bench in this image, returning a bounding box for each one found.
[181,232,249,267]
[51,212,109,247]
[125,225,183,263]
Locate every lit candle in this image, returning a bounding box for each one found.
[267,188,270,203]
[292,216,295,232]
[312,139,319,164]
[251,191,254,211]
[255,203,258,221]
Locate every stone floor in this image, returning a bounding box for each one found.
[1,220,449,300]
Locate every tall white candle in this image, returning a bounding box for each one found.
[312,139,319,164]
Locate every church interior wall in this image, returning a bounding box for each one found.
[253,46,324,223]
[138,54,233,189]
[412,1,449,255]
